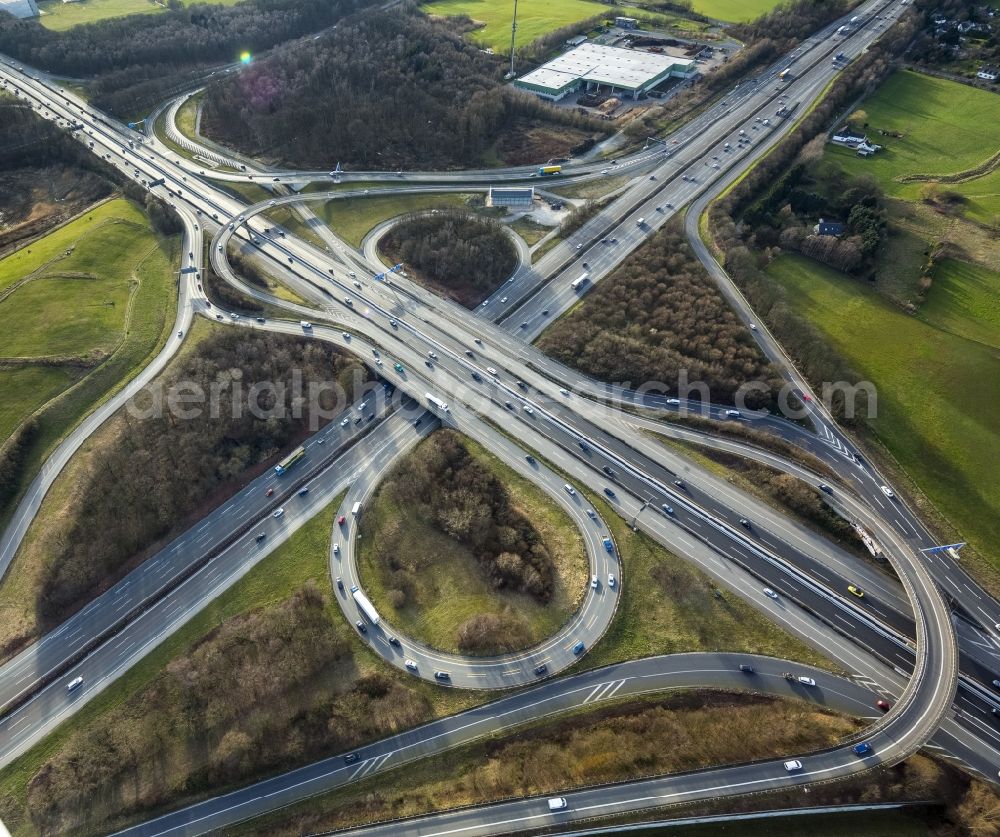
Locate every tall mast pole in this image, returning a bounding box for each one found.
[509,0,518,78]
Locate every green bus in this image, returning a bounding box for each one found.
[274,446,306,475]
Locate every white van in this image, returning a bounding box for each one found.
[351,501,362,516]
[636,217,645,227]
[548,798,568,811]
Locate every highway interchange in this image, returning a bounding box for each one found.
[0,0,997,832]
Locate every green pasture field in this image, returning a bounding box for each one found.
[766,254,1000,573]
[36,0,240,31]
[824,71,1000,223]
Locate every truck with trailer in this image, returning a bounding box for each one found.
[537,165,562,176]
[426,393,449,413]
[350,586,381,626]
[778,68,792,81]
[571,274,588,291]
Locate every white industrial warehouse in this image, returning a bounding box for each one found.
[514,42,696,102]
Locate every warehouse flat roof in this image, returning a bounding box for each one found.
[517,43,693,92]
[517,68,581,93]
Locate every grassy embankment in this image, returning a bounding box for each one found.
[314,192,480,248]
[357,432,589,655]
[552,175,631,200]
[508,215,555,247]
[173,92,200,140]
[0,197,177,517]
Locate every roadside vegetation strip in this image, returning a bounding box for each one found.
[638,411,844,486]
[551,175,632,201]
[765,254,1000,576]
[654,434,870,563]
[227,691,863,837]
[356,429,588,656]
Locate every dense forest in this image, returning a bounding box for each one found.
[200,5,604,169]
[379,210,518,306]
[538,220,783,409]
[35,331,367,625]
[0,0,373,116]
[366,430,556,605]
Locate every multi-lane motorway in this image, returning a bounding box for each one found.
[0,0,995,832]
